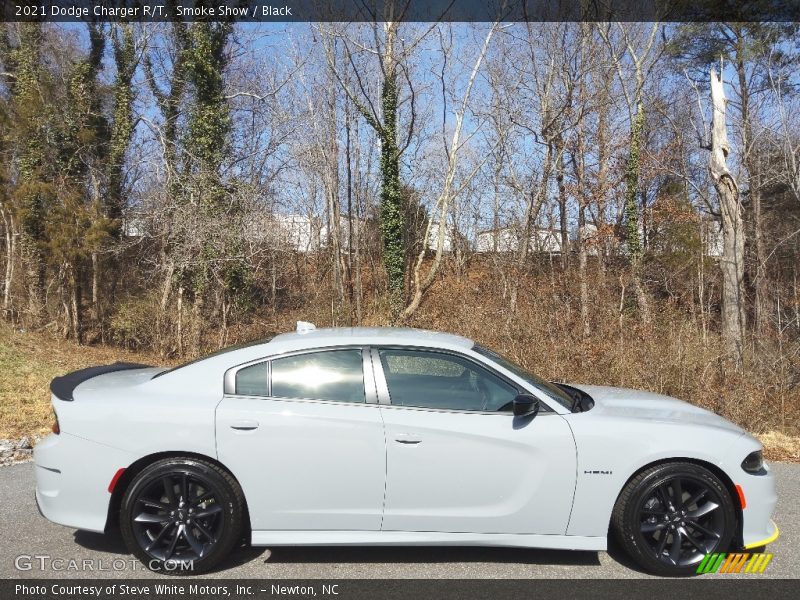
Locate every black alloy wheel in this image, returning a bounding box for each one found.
[120,458,244,574]
[612,462,736,577]
[637,475,726,567]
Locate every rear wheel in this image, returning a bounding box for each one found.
[612,462,736,576]
[120,457,244,575]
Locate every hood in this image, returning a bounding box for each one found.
[569,384,745,435]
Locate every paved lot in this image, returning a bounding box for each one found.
[1,461,796,579]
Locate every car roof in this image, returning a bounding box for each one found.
[270,327,474,351]
[153,326,475,379]
[151,326,477,383]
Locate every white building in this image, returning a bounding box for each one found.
[426,221,454,253]
[476,227,562,254]
[700,219,724,257]
[244,213,325,253]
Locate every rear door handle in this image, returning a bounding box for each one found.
[395,434,422,444]
[230,420,259,431]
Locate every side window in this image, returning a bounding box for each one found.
[271,349,365,403]
[235,361,268,396]
[379,349,517,412]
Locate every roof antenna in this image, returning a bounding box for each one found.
[296,321,316,334]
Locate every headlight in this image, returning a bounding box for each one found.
[741,450,765,474]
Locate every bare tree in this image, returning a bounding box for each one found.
[709,68,746,366]
[402,23,499,320]
[599,22,661,323]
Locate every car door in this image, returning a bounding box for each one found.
[215,347,386,531]
[374,347,577,535]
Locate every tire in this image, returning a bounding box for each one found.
[611,462,736,577]
[119,457,244,575]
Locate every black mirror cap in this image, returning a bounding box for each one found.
[513,394,539,417]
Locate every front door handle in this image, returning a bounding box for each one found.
[395,433,422,444]
[230,420,259,431]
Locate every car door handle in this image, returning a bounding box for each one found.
[230,420,259,431]
[395,434,422,444]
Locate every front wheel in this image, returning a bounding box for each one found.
[612,462,736,577]
[120,457,244,575]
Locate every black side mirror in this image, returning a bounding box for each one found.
[512,394,539,417]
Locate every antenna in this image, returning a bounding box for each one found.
[296,321,316,334]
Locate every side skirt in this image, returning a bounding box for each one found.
[251,530,606,551]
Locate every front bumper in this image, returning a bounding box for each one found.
[34,432,135,533]
[723,438,780,549]
[744,519,779,549]
[738,464,779,548]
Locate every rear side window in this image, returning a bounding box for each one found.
[271,349,365,403]
[235,361,268,396]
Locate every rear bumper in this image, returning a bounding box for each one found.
[34,433,135,533]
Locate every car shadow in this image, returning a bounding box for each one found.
[75,530,636,572]
[73,530,270,572]
[604,535,651,575]
[73,530,129,554]
[262,545,602,566]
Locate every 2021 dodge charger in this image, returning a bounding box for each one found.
[34,324,778,576]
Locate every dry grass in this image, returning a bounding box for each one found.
[0,322,172,439]
[400,264,800,441]
[1,263,799,463]
[758,431,800,463]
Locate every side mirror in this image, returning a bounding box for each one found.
[512,394,539,417]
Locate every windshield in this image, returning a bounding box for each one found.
[472,344,574,410]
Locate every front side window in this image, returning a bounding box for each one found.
[379,349,517,412]
[471,344,573,410]
[270,349,365,403]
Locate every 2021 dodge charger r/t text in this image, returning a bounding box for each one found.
[34,324,778,576]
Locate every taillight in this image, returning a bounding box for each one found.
[51,410,60,435]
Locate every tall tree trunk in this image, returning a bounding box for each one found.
[554,141,568,269]
[624,101,650,323]
[176,285,184,356]
[326,83,344,310]
[595,72,610,276]
[734,53,767,335]
[709,69,745,367]
[1,206,15,317]
[571,68,590,337]
[70,266,82,343]
[344,94,355,324]
[91,251,99,326]
[379,21,405,314]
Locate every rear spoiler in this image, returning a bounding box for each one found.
[50,362,152,401]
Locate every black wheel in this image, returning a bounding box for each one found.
[120,457,244,575]
[612,462,736,577]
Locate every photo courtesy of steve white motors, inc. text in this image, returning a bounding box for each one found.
[15,584,339,597]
